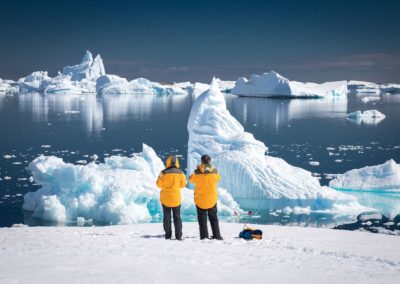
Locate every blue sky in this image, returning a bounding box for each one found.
[0,0,399,83]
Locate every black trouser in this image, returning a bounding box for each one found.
[196,204,222,240]
[162,205,182,239]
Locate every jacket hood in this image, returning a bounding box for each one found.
[165,155,180,168]
[198,163,214,173]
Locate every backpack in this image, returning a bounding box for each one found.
[239,226,263,240]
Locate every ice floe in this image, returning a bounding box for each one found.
[346,109,386,125]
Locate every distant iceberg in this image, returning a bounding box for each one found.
[346,109,386,125]
[18,71,52,93]
[231,71,348,98]
[348,80,400,95]
[329,160,400,217]
[187,78,365,213]
[62,50,105,81]
[23,144,241,224]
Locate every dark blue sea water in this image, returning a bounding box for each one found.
[0,91,399,227]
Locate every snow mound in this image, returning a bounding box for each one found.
[62,50,105,81]
[232,71,348,98]
[188,78,364,213]
[24,144,241,224]
[346,110,385,125]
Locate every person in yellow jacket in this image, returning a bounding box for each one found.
[189,155,223,240]
[156,155,187,240]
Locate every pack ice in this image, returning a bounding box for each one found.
[187,79,364,213]
[23,144,240,224]
[329,160,400,217]
[231,71,348,98]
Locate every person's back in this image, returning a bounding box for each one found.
[190,163,220,210]
[189,155,222,240]
[156,156,186,240]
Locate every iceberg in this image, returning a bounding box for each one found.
[62,50,105,81]
[231,71,348,98]
[187,78,364,213]
[348,80,381,95]
[44,75,94,94]
[96,76,187,95]
[18,71,52,93]
[346,109,386,125]
[23,144,241,224]
[329,160,400,217]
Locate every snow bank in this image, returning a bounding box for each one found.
[24,144,241,224]
[232,71,348,98]
[330,160,400,217]
[187,78,364,213]
[346,109,386,125]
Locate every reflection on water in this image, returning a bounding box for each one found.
[227,95,348,131]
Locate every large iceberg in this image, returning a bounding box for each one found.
[96,75,187,95]
[329,160,400,217]
[23,144,241,224]
[187,79,364,213]
[346,109,386,125]
[232,71,348,98]
[62,50,105,81]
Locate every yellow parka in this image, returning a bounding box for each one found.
[156,156,187,207]
[189,163,221,209]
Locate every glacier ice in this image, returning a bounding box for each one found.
[23,144,241,224]
[62,50,105,81]
[18,71,52,93]
[329,160,400,217]
[187,78,365,213]
[346,110,385,125]
[231,71,348,98]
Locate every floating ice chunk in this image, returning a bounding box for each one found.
[309,161,320,166]
[232,71,348,98]
[41,145,51,148]
[4,155,16,159]
[4,176,12,180]
[346,110,386,125]
[330,160,400,217]
[330,159,400,191]
[77,217,85,226]
[90,154,99,161]
[361,96,380,103]
[24,144,241,224]
[188,78,364,213]
[358,213,383,222]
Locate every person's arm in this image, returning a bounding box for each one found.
[156,172,164,189]
[215,172,221,183]
[189,172,197,185]
[180,173,187,188]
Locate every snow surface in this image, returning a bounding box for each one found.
[346,110,386,125]
[0,223,399,284]
[187,79,366,213]
[23,144,240,224]
[231,71,348,98]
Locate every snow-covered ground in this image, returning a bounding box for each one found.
[0,222,399,284]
